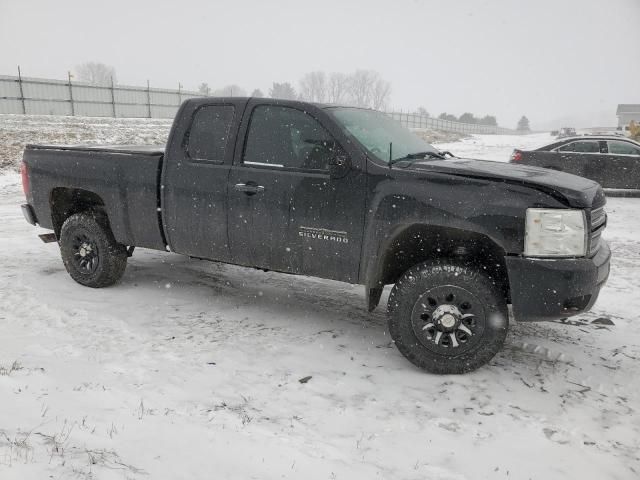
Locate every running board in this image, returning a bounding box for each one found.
[38,233,58,243]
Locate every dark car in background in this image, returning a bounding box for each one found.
[557,127,577,138]
[510,135,640,190]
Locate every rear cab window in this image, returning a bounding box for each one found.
[187,105,235,162]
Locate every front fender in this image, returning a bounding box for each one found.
[359,170,567,289]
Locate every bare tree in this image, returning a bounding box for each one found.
[371,76,391,110]
[287,69,392,108]
[439,112,457,121]
[480,115,497,126]
[212,85,247,97]
[459,112,477,124]
[348,70,376,107]
[299,71,327,103]
[251,88,264,97]
[75,62,117,86]
[269,82,296,100]
[198,83,211,95]
[327,72,350,104]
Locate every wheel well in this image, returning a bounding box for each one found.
[50,188,106,236]
[375,225,510,300]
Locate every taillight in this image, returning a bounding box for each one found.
[21,162,30,197]
[510,150,522,162]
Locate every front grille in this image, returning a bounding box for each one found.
[591,207,606,229]
[589,206,606,256]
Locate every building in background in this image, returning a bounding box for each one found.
[616,104,640,126]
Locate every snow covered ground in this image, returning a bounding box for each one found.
[1,131,639,480]
[0,114,171,172]
[434,132,555,162]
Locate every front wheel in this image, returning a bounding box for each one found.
[59,211,127,288]
[388,262,508,374]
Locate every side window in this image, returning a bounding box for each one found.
[608,140,640,156]
[557,141,600,153]
[243,105,340,170]
[187,105,235,162]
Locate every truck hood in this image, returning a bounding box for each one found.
[405,157,605,208]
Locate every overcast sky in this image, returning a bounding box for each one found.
[1,0,638,128]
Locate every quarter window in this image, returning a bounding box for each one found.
[187,105,235,162]
[243,105,340,170]
[607,140,640,156]
[557,141,600,153]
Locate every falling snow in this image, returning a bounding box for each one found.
[1,132,639,479]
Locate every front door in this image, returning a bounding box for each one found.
[555,139,602,180]
[601,139,640,188]
[227,102,366,283]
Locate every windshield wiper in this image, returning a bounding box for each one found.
[388,150,446,167]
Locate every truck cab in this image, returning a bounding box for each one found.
[162,98,366,283]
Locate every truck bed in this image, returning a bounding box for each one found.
[31,144,165,155]
[23,144,167,250]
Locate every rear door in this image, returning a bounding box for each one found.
[601,139,640,188]
[554,139,602,179]
[163,100,246,261]
[227,101,366,283]
[524,149,560,169]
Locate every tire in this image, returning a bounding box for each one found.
[59,211,127,288]
[388,262,508,374]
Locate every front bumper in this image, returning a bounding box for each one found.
[505,240,611,322]
[21,203,37,226]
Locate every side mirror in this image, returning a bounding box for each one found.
[328,155,351,178]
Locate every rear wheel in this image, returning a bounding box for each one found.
[59,212,127,288]
[388,262,508,374]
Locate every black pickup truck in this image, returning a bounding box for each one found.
[20,97,611,374]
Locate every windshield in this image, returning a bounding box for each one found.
[328,107,438,163]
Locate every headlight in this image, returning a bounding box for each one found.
[524,208,587,257]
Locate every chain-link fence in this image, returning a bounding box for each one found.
[386,111,517,134]
[1,73,518,134]
[0,74,199,118]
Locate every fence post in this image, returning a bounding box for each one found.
[146,80,151,118]
[17,65,26,114]
[110,76,116,117]
[67,71,75,116]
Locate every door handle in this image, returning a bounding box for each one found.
[234,183,265,195]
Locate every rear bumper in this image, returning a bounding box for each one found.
[21,203,37,226]
[505,240,611,322]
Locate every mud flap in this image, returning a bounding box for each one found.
[38,233,58,243]
[367,286,384,312]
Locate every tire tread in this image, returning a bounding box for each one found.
[387,261,508,374]
[59,211,127,288]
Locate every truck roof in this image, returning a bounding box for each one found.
[183,96,364,111]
